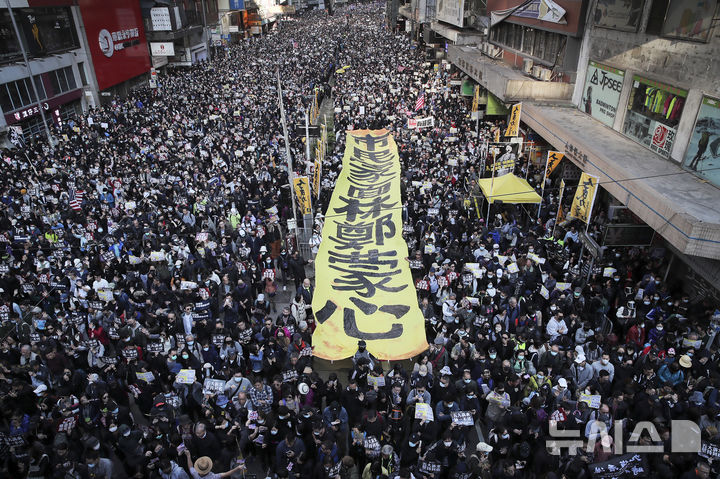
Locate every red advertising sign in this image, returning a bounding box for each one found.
[78,0,151,91]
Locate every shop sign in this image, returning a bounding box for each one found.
[581,61,624,127]
[11,102,49,122]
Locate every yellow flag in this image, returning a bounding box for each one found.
[313,159,322,199]
[545,151,564,179]
[472,86,479,113]
[494,127,500,143]
[505,102,522,137]
[293,176,312,215]
[570,173,598,224]
[311,129,428,360]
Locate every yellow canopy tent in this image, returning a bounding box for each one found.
[477,174,542,204]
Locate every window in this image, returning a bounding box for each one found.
[78,62,87,86]
[489,23,566,66]
[48,66,77,97]
[0,75,46,112]
[623,76,687,158]
[646,0,717,41]
[0,6,79,64]
[522,27,534,55]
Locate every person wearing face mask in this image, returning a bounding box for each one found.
[223,371,251,400]
[422,431,462,470]
[571,355,593,390]
[648,322,666,344]
[352,339,377,370]
[592,353,615,382]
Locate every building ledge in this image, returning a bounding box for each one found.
[447,44,573,103]
[522,103,720,260]
[398,5,412,19]
[431,22,484,45]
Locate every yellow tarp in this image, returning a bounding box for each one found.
[478,174,542,204]
[312,129,428,360]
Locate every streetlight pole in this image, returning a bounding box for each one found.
[276,70,300,243]
[5,0,54,150]
[305,108,311,173]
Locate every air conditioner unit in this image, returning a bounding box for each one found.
[538,67,552,81]
[523,59,533,74]
[532,65,541,78]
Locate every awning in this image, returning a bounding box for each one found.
[521,103,720,260]
[486,92,509,115]
[478,174,542,204]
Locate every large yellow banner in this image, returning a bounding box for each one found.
[505,102,522,137]
[570,173,599,224]
[293,176,312,215]
[312,130,428,360]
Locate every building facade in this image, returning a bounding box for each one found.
[397,0,720,293]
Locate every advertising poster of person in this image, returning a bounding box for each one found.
[581,61,625,127]
[662,0,718,42]
[593,0,645,31]
[684,96,720,186]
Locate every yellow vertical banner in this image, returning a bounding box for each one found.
[293,176,312,215]
[545,151,564,179]
[471,86,479,113]
[313,159,322,199]
[494,127,501,143]
[570,173,599,224]
[311,129,428,360]
[505,102,522,137]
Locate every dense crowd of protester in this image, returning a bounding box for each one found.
[0,3,719,479]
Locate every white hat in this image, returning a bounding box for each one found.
[439,366,452,375]
[257,294,265,301]
[476,442,493,453]
[34,384,48,395]
[575,355,586,364]
[558,378,568,388]
[260,246,267,253]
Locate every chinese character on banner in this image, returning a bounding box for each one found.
[292,176,312,215]
[569,172,599,224]
[544,151,564,179]
[505,103,522,137]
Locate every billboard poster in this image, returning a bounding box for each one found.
[150,7,172,31]
[150,42,175,56]
[78,0,151,91]
[661,0,718,42]
[436,0,465,27]
[593,0,645,32]
[684,96,720,186]
[581,61,625,127]
[511,0,567,24]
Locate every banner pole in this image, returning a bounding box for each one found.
[486,150,496,223]
[276,70,300,242]
[538,150,549,219]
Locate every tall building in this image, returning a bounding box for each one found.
[0,0,151,144]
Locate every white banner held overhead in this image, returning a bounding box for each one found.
[407,117,435,129]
